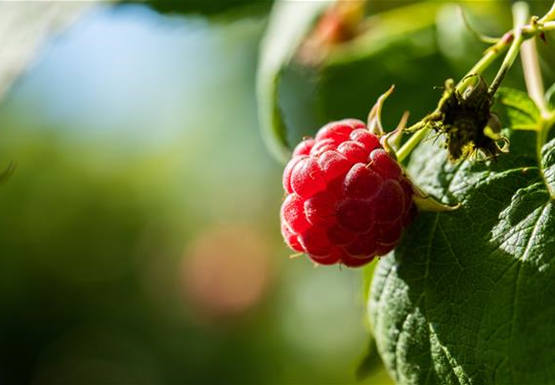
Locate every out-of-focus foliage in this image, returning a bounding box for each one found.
[257,0,555,163]
[257,1,450,161]
[313,1,452,135]
[0,1,103,101]
[257,0,329,161]
[0,4,391,384]
[140,0,273,17]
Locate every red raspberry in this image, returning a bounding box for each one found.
[280,119,416,267]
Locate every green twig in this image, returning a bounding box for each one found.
[396,123,428,162]
[396,0,555,163]
[456,41,509,94]
[521,36,547,115]
[488,2,529,96]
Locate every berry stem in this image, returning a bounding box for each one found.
[397,40,510,163]
[488,2,528,97]
[518,2,555,199]
[537,20,555,30]
[396,1,555,163]
[521,36,547,115]
[456,35,511,94]
[396,123,428,163]
[539,1,555,23]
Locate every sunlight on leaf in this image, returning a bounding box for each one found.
[369,89,555,384]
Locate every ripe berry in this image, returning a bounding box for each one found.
[280,119,416,267]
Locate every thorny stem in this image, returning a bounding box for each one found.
[396,1,555,163]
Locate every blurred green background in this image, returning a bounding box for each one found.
[0,1,553,384]
[0,3,385,384]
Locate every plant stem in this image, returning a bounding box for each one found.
[456,42,509,94]
[398,34,512,162]
[396,0,555,163]
[487,34,524,95]
[397,32,512,162]
[526,20,555,33]
[488,2,529,96]
[521,30,549,115]
[516,3,555,183]
[396,124,428,162]
[539,1,555,23]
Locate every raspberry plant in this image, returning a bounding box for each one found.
[259,1,555,383]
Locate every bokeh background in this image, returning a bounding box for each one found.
[0,3,381,384]
[0,1,553,384]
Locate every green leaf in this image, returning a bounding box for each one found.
[260,1,455,162]
[369,89,555,384]
[0,162,16,185]
[356,337,383,382]
[0,2,102,102]
[317,21,450,132]
[256,0,329,162]
[495,88,541,131]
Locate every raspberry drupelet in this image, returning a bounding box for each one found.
[280,119,416,267]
